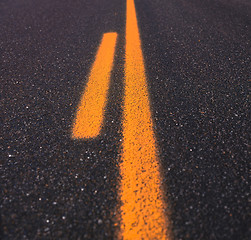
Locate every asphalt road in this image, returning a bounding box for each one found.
[1,0,250,239]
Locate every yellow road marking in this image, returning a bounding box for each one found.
[118,0,169,239]
[72,32,117,139]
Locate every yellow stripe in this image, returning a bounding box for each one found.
[118,0,169,239]
[72,32,117,139]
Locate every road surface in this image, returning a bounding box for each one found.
[1,0,250,239]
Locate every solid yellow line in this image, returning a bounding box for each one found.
[118,0,169,239]
[72,32,117,139]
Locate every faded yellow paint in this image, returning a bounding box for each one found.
[118,0,169,239]
[72,33,117,139]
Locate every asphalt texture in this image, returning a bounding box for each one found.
[1,0,250,239]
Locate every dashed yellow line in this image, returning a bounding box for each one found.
[72,32,117,139]
[118,0,169,239]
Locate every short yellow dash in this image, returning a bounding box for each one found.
[118,0,169,239]
[72,32,117,139]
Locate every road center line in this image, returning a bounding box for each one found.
[119,0,169,239]
[72,32,117,139]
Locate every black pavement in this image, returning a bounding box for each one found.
[1,0,250,239]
